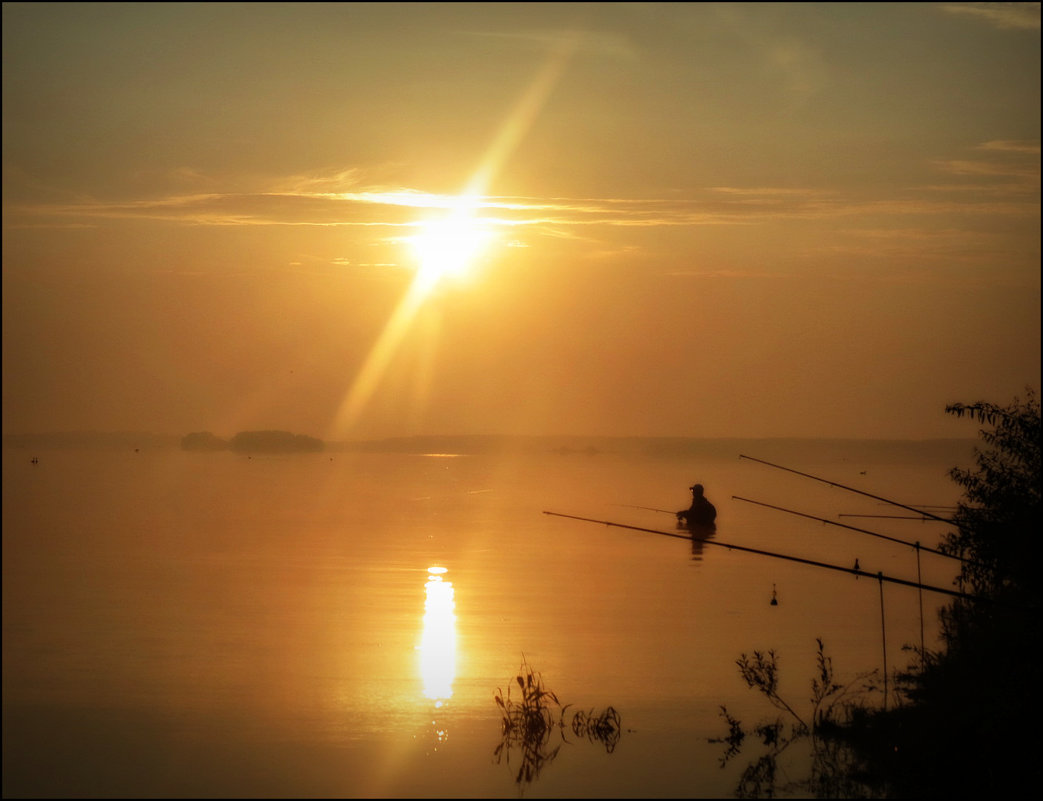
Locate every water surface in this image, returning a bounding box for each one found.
[2,440,971,797]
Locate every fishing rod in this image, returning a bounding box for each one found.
[735,496,977,672]
[732,496,971,564]
[738,454,956,524]
[839,514,945,521]
[542,511,979,602]
[615,503,677,516]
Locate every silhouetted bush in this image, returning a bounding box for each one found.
[843,390,1041,797]
[228,430,324,453]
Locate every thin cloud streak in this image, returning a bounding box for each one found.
[7,183,1038,231]
[8,135,1037,232]
[939,2,1041,30]
[933,159,1042,179]
[977,139,1041,154]
[5,141,1037,248]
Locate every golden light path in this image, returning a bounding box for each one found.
[419,566,456,705]
[328,34,579,439]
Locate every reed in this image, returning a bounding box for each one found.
[493,657,622,786]
[712,639,881,797]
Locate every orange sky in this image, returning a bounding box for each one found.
[2,2,1039,441]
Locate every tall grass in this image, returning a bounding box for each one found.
[493,657,621,786]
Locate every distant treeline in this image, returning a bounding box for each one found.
[3,431,976,465]
[182,430,324,453]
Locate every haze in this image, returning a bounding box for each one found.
[3,2,1039,442]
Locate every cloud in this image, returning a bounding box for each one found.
[4,144,1038,237]
[929,140,1041,190]
[276,168,367,195]
[6,186,1036,233]
[933,159,1040,179]
[939,2,1041,31]
[976,140,1041,154]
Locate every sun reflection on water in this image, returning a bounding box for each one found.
[420,566,456,706]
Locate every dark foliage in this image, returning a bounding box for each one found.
[844,390,1041,797]
[713,639,880,797]
[229,430,324,453]
[716,392,1041,797]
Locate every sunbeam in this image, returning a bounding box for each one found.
[328,36,580,440]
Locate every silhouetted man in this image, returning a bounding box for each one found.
[677,483,717,528]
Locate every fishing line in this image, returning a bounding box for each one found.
[731,496,973,564]
[542,511,980,602]
[738,454,956,524]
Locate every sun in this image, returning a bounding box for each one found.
[409,201,494,293]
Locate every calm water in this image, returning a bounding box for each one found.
[3,440,973,798]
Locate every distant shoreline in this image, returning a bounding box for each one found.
[2,431,977,464]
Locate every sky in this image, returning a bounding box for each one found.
[2,2,1040,442]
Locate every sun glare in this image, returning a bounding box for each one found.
[328,33,573,442]
[410,203,494,292]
